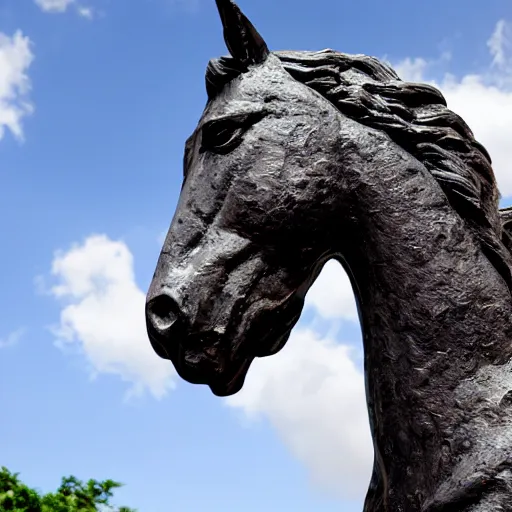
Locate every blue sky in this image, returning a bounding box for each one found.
[1,0,511,511]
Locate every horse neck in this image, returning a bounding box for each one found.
[335,129,512,509]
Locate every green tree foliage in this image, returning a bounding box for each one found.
[0,467,136,512]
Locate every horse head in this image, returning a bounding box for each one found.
[146,0,510,398]
[146,1,354,396]
[145,1,512,509]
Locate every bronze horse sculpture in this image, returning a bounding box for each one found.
[146,1,512,509]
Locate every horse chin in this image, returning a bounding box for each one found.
[207,328,294,396]
[208,357,253,397]
[166,333,254,397]
[176,330,292,398]
[260,327,295,356]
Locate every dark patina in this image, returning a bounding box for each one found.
[146,1,512,509]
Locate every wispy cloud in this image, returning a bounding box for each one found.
[34,0,94,19]
[488,19,512,70]
[0,31,34,142]
[34,0,74,12]
[77,6,94,19]
[0,328,26,348]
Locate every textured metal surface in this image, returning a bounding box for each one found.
[146,1,512,509]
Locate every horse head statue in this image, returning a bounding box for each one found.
[146,1,512,509]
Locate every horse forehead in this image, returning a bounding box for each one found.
[202,67,316,121]
[238,65,314,102]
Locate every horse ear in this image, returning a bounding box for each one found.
[214,0,270,66]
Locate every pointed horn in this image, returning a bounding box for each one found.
[214,0,269,66]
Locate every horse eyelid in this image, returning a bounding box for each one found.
[201,109,268,133]
[202,115,250,133]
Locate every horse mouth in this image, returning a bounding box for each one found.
[147,329,252,397]
[178,343,253,397]
[146,297,303,397]
[182,326,296,396]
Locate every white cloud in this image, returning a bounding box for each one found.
[34,0,74,12]
[393,57,428,83]
[48,235,177,400]
[488,20,512,70]
[0,31,34,142]
[305,260,358,321]
[0,328,26,348]
[34,0,94,18]
[226,328,372,499]
[77,6,94,19]
[394,19,512,197]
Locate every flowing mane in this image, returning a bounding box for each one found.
[206,49,512,290]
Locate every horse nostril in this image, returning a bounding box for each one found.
[147,294,180,333]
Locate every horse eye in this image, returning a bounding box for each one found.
[200,119,245,155]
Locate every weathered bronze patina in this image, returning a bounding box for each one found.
[146,1,512,509]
